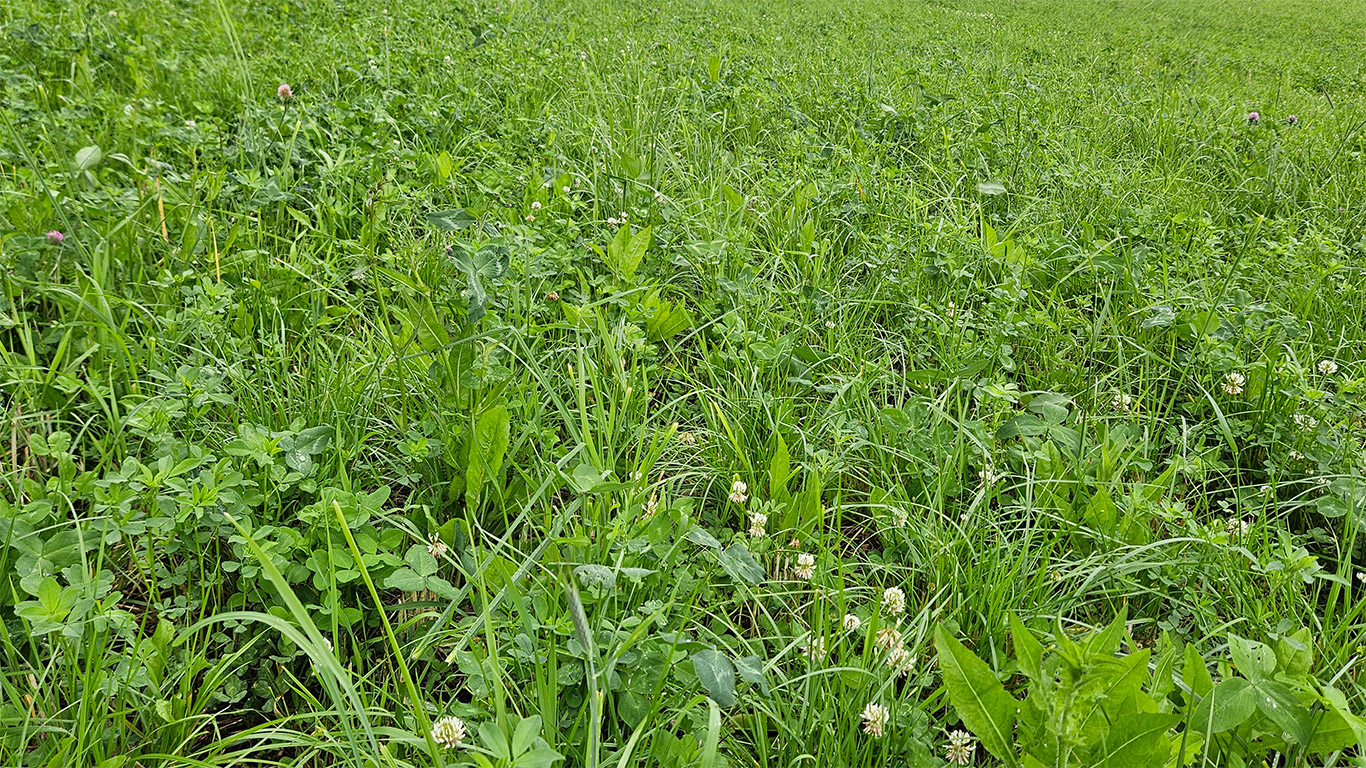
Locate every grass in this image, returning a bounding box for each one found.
[2,0,1366,765]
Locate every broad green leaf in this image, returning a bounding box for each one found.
[1009,613,1044,681]
[1182,643,1213,698]
[684,526,723,549]
[75,145,103,171]
[1273,627,1313,680]
[1092,712,1180,768]
[383,568,427,592]
[734,655,769,695]
[691,649,736,707]
[512,715,542,757]
[574,564,616,590]
[611,225,650,281]
[717,542,765,584]
[1084,605,1128,657]
[768,434,790,501]
[479,721,511,761]
[977,180,1007,196]
[426,208,475,230]
[934,626,1018,767]
[1227,634,1275,681]
[466,404,510,507]
[1189,677,1255,734]
[449,240,510,323]
[1251,679,1310,745]
[404,544,438,578]
[517,748,564,768]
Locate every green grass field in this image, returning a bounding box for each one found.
[4,0,1366,764]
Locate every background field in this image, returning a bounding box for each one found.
[4,0,1366,765]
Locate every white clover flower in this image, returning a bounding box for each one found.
[747,511,767,538]
[794,552,816,580]
[678,431,696,445]
[525,214,535,222]
[861,702,890,738]
[561,185,570,193]
[824,320,836,329]
[944,730,976,765]
[531,201,542,210]
[1111,392,1132,413]
[1225,518,1251,538]
[729,480,748,504]
[886,646,915,677]
[1318,359,1339,376]
[618,211,628,220]
[643,496,658,520]
[803,634,826,661]
[607,217,619,226]
[1222,372,1246,396]
[427,534,448,559]
[1356,572,1365,584]
[882,586,906,615]
[1293,413,1317,431]
[875,626,902,651]
[842,614,861,632]
[891,507,909,527]
[978,466,997,488]
[432,716,467,748]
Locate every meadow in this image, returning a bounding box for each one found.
[3,0,1366,764]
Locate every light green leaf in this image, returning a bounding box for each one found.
[1009,613,1044,681]
[383,568,427,592]
[75,145,103,171]
[1189,677,1255,734]
[466,404,511,507]
[717,542,765,584]
[692,649,736,707]
[426,208,476,230]
[1227,633,1275,681]
[934,625,1018,767]
[1093,712,1181,767]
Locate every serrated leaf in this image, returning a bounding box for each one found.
[691,649,736,707]
[934,626,1018,766]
